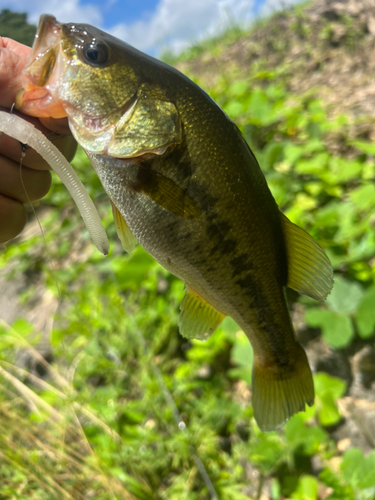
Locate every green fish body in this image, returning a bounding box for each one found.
[17,15,333,431]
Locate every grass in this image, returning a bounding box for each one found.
[2,1,375,498]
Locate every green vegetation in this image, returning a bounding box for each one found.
[1,2,375,499]
[161,23,249,65]
[0,9,36,46]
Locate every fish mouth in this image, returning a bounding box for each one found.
[25,14,61,87]
[15,15,66,118]
[65,93,139,155]
[64,92,138,135]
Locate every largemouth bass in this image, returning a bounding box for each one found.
[16,15,333,432]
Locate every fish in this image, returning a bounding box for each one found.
[16,14,333,432]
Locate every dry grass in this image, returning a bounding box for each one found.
[0,319,148,500]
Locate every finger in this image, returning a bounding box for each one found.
[39,117,72,136]
[19,133,78,167]
[0,37,31,58]
[0,194,27,243]
[0,124,77,170]
[0,155,52,203]
[0,38,30,108]
[0,40,78,169]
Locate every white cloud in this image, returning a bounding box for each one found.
[109,0,255,55]
[2,0,102,27]
[2,0,264,55]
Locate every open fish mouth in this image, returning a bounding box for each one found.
[25,15,61,87]
[15,15,66,118]
[15,13,181,157]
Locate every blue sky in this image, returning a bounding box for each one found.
[80,0,267,27]
[0,0,301,55]
[87,0,159,26]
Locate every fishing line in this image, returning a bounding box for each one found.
[12,110,92,495]
[5,105,218,495]
[18,144,119,498]
[14,114,62,303]
[129,317,219,500]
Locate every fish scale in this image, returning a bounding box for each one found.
[16,14,333,431]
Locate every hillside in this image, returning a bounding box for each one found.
[1,1,375,499]
[175,0,375,140]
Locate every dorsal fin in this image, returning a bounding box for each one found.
[280,212,333,301]
[179,286,225,341]
[111,201,137,253]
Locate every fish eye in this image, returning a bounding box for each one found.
[82,40,109,66]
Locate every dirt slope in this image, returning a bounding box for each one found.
[177,0,375,138]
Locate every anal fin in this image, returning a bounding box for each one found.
[280,212,333,301]
[179,286,225,341]
[111,201,137,253]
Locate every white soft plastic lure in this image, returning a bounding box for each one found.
[0,111,109,255]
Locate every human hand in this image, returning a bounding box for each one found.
[0,37,77,243]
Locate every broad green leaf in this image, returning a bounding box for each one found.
[220,316,240,335]
[350,139,375,156]
[112,247,155,290]
[326,157,362,184]
[291,475,318,500]
[285,416,327,455]
[305,308,354,348]
[271,478,281,500]
[228,80,248,97]
[305,181,322,196]
[355,285,375,338]
[303,138,324,153]
[319,467,355,500]
[10,318,34,338]
[341,449,375,491]
[349,184,375,211]
[314,372,346,400]
[316,393,342,426]
[341,448,365,489]
[360,451,375,489]
[187,329,229,364]
[326,276,363,314]
[249,434,285,472]
[313,201,341,228]
[346,234,375,265]
[224,100,244,119]
[247,88,276,125]
[263,142,285,169]
[295,152,329,175]
[314,373,346,426]
[284,143,304,164]
[256,70,277,80]
[227,367,252,384]
[230,331,253,368]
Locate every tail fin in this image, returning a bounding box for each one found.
[252,344,314,432]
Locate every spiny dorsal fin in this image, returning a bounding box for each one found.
[280,212,333,301]
[111,201,137,253]
[179,286,225,341]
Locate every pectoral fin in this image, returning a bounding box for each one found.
[179,286,226,341]
[280,212,333,301]
[132,165,200,218]
[111,202,137,253]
